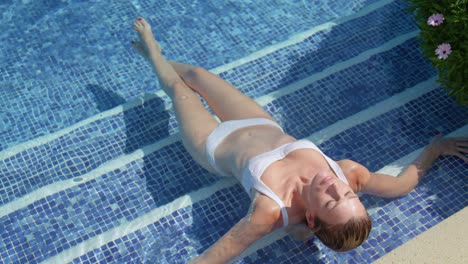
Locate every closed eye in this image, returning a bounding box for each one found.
[325,200,336,209]
[326,191,357,209]
[345,191,359,199]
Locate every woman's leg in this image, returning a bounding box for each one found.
[168,62,275,122]
[132,18,219,173]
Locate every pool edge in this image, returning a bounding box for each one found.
[375,206,468,264]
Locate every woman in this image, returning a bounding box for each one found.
[131,18,467,263]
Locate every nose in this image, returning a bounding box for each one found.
[325,183,341,199]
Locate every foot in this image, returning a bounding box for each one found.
[132,18,162,60]
[132,40,160,60]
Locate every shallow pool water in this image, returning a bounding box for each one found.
[0,0,467,263]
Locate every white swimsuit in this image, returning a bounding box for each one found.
[205,118,349,227]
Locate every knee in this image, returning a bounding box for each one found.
[165,80,193,100]
[183,66,208,85]
[168,79,188,90]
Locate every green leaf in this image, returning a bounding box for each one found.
[407,0,468,105]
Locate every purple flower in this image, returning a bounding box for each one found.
[427,14,444,26]
[435,43,452,60]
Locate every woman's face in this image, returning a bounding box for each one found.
[305,172,367,226]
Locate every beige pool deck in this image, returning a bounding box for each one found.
[375,206,467,264]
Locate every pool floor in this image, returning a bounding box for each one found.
[0,0,467,263]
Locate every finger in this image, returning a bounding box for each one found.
[454,153,468,162]
[457,147,468,154]
[450,137,468,142]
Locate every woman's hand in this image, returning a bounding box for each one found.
[430,136,468,162]
[360,136,467,198]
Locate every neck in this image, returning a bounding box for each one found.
[291,165,320,209]
[281,151,323,209]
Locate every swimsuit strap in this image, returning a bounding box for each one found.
[286,140,349,185]
[244,140,349,228]
[251,181,289,226]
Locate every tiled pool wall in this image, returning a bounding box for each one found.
[0,0,467,263]
[1,0,382,151]
[1,0,429,217]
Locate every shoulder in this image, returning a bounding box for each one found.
[249,193,284,228]
[336,159,371,192]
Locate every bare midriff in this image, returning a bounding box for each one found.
[213,124,295,181]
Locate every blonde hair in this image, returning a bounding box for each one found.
[312,212,372,252]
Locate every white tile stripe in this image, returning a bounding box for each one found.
[41,177,239,264]
[0,0,395,161]
[0,32,422,219]
[210,0,396,74]
[0,134,180,219]
[235,125,468,260]
[307,77,438,145]
[375,125,468,175]
[256,30,420,106]
[0,92,168,161]
[40,76,442,264]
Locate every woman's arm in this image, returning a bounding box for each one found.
[190,195,280,263]
[190,217,270,263]
[358,137,467,198]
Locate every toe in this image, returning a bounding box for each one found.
[132,23,141,32]
[136,17,151,30]
[133,19,144,30]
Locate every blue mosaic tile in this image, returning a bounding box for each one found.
[0,0,380,151]
[140,142,220,206]
[266,38,436,138]
[2,0,431,206]
[219,0,418,98]
[4,38,430,208]
[0,160,152,263]
[232,158,466,264]
[72,185,251,264]
[321,89,467,171]
[69,92,465,263]
[0,140,222,262]
[1,0,467,263]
